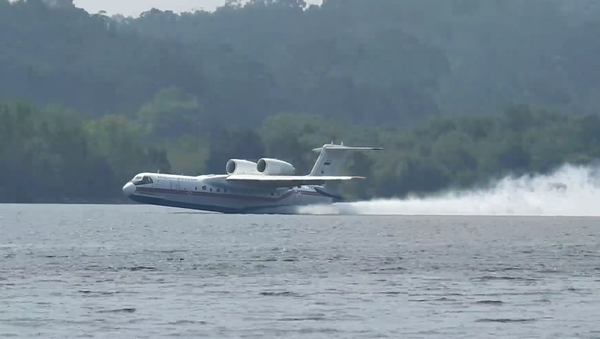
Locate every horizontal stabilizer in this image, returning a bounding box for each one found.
[226,174,364,187]
[312,145,384,152]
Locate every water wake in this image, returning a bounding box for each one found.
[296,163,600,216]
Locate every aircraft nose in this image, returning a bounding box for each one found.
[122,182,136,196]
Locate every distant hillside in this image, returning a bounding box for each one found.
[2,0,600,134]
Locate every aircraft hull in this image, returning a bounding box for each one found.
[125,185,333,214]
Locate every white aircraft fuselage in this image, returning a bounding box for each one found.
[122,173,335,214]
[122,143,382,214]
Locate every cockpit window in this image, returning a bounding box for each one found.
[132,175,153,185]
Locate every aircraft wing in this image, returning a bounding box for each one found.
[226,174,364,187]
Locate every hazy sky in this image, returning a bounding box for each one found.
[73,0,322,17]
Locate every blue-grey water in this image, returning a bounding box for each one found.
[1,204,600,338]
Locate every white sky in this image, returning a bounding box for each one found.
[73,0,323,17]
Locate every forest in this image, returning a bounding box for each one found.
[1,0,600,203]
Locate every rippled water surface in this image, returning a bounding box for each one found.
[1,204,600,338]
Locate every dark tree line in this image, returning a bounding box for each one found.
[2,98,600,203]
[2,0,600,202]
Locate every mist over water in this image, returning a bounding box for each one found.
[297,163,600,216]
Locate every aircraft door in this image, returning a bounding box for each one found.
[170,178,180,191]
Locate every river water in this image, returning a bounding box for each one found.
[1,204,599,338]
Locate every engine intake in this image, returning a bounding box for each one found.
[226,159,260,175]
[256,158,296,175]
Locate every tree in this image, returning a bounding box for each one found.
[205,128,266,174]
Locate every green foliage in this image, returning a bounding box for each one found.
[3,1,600,203]
[163,135,209,176]
[0,0,451,126]
[0,100,169,203]
[2,97,600,203]
[135,87,203,139]
[3,0,600,127]
[205,127,265,174]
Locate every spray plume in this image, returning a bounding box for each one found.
[296,163,600,216]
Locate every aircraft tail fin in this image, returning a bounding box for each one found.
[309,142,383,177]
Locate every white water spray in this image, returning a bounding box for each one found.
[297,163,600,216]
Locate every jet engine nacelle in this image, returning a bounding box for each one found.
[226,159,260,175]
[256,158,296,175]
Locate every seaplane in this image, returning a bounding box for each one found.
[122,143,383,214]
